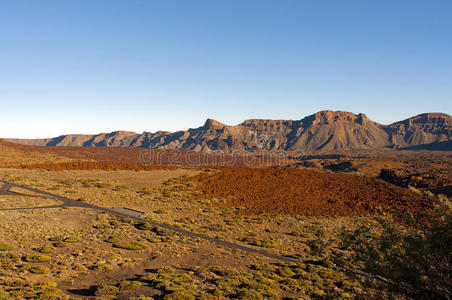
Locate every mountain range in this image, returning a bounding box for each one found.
[8,111,452,152]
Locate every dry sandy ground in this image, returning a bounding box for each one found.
[0,167,372,298]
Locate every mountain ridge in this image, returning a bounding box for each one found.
[7,110,452,152]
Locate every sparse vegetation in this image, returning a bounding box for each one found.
[114,184,130,191]
[0,243,14,252]
[29,265,50,274]
[113,241,148,250]
[119,280,142,291]
[34,245,56,253]
[239,236,280,248]
[338,212,452,299]
[24,255,52,263]
[63,236,81,243]
[95,285,120,296]
[0,150,450,299]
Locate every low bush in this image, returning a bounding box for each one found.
[0,243,14,251]
[105,236,122,244]
[154,227,175,237]
[92,263,113,272]
[53,240,68,248]
[0,290,11,299]
[339,213,452,299]
[163,289,196,300]
[34,245,56,253]
[29,265,50,274]
[95,285,120,296]
[119,280,142,291]
[63,236,81,243]
[112,263,356,299]
[113,185,130,191]
[25,255,51,263]
[137,222,155,230]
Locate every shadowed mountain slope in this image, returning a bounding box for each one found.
[8,111,452,152]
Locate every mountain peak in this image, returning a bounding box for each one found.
[304,110,369,126]
[393,112,452,126]
[6,110,451,152]
[203,118,226,130]
[109,130,137,135]
[389,112,452,140]
[407,112,451,122]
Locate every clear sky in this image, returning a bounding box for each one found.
[1,0,451,138]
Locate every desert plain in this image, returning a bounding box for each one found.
[0,139,451,299]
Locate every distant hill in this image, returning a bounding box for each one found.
[8,111,452,152]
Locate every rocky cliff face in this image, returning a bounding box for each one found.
[387,113,452,147]
[8,111,452,152]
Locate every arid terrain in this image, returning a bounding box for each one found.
[2,0,451,297]
[9,111,452,152]
[0,138,451,299]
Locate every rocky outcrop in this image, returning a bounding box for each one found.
[8,111,452,152]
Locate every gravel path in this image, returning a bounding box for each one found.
[0,180,300,264]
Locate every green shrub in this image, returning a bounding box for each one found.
[163,289,196,300]
[119,280,142,291]
[141,188,155,194]
[63,236,81,243]
[113,185,130,191]
[34,245,56,253]
[0,290,11,299]
[154,227,175,236]
[95,285,120,296]
[137,222,155,230]
[113,241,148,250]
[53,240,68,248]
[147,237,163,243]
[277,266,295,277]
[105,236,122,244]
[2,252,20,262]
[339,213,452,299]
[29,265,50,274]
[408,185,422,194]
[17,263,31,272]
[94,182,110,188]
[0,243,14,251]
[25,255,52,263]
[92,263,113,272]
[93,223,109,229]
[438,194,452,210]
[235,289,263,300]
[340,292,353,299]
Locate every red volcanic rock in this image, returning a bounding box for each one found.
[190,167,434,222]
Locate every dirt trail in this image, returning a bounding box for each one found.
[0,180,299,264]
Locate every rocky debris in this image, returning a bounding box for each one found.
[190,167,434,222]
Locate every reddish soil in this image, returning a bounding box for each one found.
[6,161,176,171]
[190,167,434,221]
[0,140,282,167]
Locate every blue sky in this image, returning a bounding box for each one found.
[1,0,451,138]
